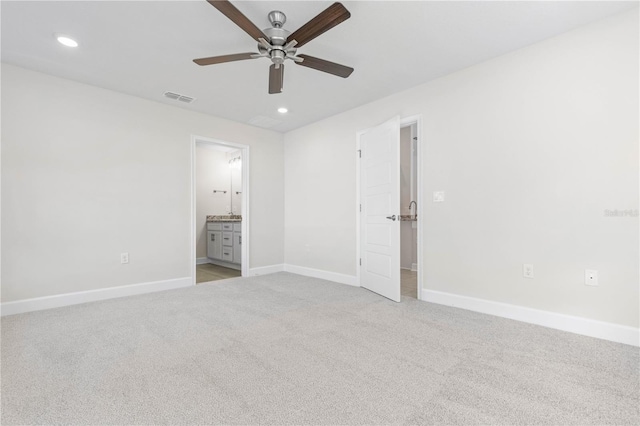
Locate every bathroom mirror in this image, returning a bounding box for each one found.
[228,152,242,214]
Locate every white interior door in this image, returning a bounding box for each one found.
[359,117,401,302]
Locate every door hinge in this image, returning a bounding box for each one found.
[359,204,362,212]
[359,258,362,266]
[357,149,361,158]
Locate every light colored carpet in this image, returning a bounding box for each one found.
[2,272,638,425]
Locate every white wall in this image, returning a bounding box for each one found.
[284,10,639,328]
[1,64,284,302]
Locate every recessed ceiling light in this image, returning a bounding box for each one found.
[277,107,288,114]
[55,35,78,48]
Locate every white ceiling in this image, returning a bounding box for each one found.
[2,1,637,133]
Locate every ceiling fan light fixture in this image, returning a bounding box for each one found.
[55,34,78,48]
[277,107,288,114]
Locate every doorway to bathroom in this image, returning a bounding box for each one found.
[399,122,418,299]
[191,135,250,285]
[356,115,423,302]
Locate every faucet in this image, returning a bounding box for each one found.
[409,201,417,219]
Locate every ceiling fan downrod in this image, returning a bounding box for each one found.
[268,10,286,28]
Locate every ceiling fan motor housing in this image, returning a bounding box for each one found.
[262,27,289,47]
[260,19,297,67]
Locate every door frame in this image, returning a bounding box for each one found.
[356,115,424,301]
[190,135,250,283]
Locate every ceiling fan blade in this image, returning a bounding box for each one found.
[295,55,353,78]
[193,52,256,66]
[206,0,267,42]
[269,64,284,94]
[288,2,350,47]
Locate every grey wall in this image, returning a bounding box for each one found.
[284,10,639,327]
[2,64,284,302]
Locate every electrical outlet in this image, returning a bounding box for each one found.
[585,269,598,286]
[120,252,129,264]
[523,264,534,279]
[433,191,445,202]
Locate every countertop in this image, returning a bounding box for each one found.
[207,215,242,222]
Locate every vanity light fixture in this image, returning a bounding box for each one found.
[228,156,242,169]
[55,34,78,48]
[277,107,288,114]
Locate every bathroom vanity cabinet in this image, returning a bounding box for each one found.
[207,222,241,270]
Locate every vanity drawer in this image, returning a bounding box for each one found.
[207,223,222,231]
[222,223,234,231]
[222,248,233,262]
[233,223,241,232]
[222,232,233,246]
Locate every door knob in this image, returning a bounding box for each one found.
[386,215,396,221]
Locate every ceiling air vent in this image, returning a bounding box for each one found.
[177,95,194,103]
[163,91,195,104]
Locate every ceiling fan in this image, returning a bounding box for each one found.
[193,0,354,94]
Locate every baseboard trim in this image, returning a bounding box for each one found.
[1,277,193,317]
[422,289,639,347]
[249,264,284,276]
[196,257,210,265]
[284,264,358,287]
[411,263,418,272]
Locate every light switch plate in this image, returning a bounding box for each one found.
[433,191,445,202]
